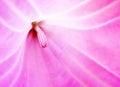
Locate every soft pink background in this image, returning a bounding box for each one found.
[0,0,120,87]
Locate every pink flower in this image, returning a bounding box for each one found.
[0,0,120,87]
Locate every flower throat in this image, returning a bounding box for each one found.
[28,21,47,48]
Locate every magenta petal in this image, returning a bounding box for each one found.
[48,33,120,87]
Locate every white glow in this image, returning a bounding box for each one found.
[27,0,44,21]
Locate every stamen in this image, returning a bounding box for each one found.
[36,25,47,48]
[30,21,47,48]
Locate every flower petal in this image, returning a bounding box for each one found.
[0,23,26,64]
[45,0,120,30]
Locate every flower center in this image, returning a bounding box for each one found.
[29,21,47,48]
